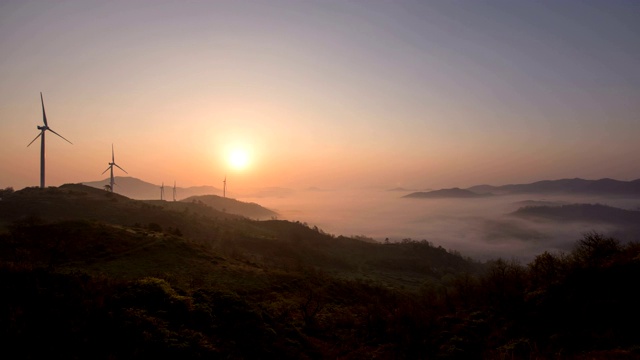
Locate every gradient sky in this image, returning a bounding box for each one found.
[1,0,639,192]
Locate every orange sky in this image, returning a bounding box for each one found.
[1,1,639,192]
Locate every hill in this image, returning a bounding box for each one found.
[181,194,278,220]
[467,177,640,196]
[0,184,479,288]
[2,185,640,358]
[511,203,640,225]
[0,184,246,242]
[403,187,491,199]
[512,200,568,207]
[82,176,220,200]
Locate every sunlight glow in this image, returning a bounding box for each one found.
[228,148,250,170]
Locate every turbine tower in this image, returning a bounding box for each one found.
[172,181,177,201]
[27,92,72,188]
[101,144,128,193]
[223,176,227,198]
[160,182,165,200]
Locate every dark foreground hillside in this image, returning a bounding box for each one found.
[181,194,278,220]
[1,186,640,359]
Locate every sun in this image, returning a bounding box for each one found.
[228,148,250,170]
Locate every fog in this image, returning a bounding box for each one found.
[242,189,640,263]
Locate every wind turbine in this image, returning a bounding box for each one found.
[27,92,72,188]
[160,182,165,200]
[172,181,177,201]
[223,176,227,198]
[101,144,128,193]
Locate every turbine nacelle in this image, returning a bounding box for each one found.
[27,93,72,188]
[102,145,128,193]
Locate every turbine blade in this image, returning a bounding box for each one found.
[112,144,114,162]
[114,164,128,174]
[40,92,48,127]
[47,128,73,144]
[102,165,111,174]
[27,132,42,147]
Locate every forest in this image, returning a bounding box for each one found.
[1,185,639,359]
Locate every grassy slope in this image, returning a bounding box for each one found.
[2,185,640,359]
[0,184,480,290]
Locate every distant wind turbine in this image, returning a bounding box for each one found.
[172,181,177,201]
[27,92,72,188]
[101,144,128,193]
[223,176,227,198]
[160,182,165,200]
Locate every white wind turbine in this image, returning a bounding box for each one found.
[172,181,177,201]
[223,176,227,198]
[160,182,165,200]
[102,144,128,193]
[27,93,72,188]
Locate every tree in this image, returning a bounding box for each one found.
[572,232,620,268]
[0,186,14,199]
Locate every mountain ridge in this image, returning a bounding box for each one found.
[404,178,640,198]
[465,177,640,196]
[403,187,491,199]
[181,194,278,220]
[82,176,220,200]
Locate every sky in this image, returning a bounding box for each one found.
[1,0,639,192]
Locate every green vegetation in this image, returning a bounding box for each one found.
[1,185,639,359]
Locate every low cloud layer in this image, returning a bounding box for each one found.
[242,190,640,263]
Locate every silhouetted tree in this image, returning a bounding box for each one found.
[0,186,14,199]
[572,231,620,268]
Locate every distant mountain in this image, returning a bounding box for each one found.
[511,203,640,225]
[466,178,640,196]
[403,188,491,199]
[512,200,569,207]
[181,195,278,220]
[388,187,426,192]
[82,176,220,200]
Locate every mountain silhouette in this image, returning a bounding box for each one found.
[466,178,640,196]
[511,203,640,225]
[82,176,220,200]
[403,187,491,199]
[181,195,277,220]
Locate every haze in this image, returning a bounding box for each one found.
[2,0,639,190]
[241,189,640,262]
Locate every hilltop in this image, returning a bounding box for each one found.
[181,194,277,220]
[466,177,640,196]
[404,178,640,199]
[0,184,478,288]
[0,184,243,242]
